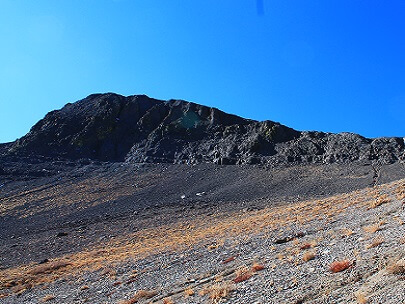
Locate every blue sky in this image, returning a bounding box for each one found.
[1,0,405,143]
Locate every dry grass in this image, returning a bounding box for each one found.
[163,297,174,304]
[28,261,71,276]
[395,184,405,200]
[184,288,195,298]
[356,292,368,304]
[118,290,158,304]
[365,236,384,249]
[302,251,316,262]
[387,259,405,275]
[342,228,354,237]
[41,295,55,302]
[1,260,73,294]
[200,282,234,303]
[363,223,382,234]
[369,194,390,209]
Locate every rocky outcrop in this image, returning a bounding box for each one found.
[5,93,405,165]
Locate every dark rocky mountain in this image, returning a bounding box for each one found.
[4,93,405,166]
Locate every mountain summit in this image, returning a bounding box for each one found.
[6,93,405,165]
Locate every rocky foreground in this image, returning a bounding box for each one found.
[1,171,405,304]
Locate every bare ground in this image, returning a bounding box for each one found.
[1,161,405,303]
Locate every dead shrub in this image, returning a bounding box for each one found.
[300,243,312,250]
[251,262,265,272]
[329,260,352,273]
[222,256,235,264]
[233,267,252,283]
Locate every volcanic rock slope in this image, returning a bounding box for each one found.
[1,93,405,304]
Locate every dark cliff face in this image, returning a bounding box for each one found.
[5,93,405,165]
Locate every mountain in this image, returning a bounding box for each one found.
[2,93,405,304]
[5,93,405,166]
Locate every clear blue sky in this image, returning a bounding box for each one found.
[1,0,405,143]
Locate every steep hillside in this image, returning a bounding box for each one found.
[2,173,405,304]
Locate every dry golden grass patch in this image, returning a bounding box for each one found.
[118,290,158,304]
[28,260,71,276]
[163,297,174,304]
[200,282,234,303]
[363,223,382,234]
[184,287,195,298]
[41,294,55,302]
[395,183,405,200]
[365,236,384,249]
[342,228,354,237]
[387,259,405,275]
[302,251,316,262]
[392,215,405,226]
[369,194,391,209]
[355,292,368,304]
